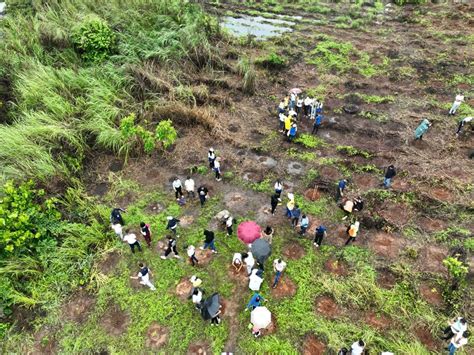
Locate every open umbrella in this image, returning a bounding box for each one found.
[237,221,261,244]
[290,88,302,95]
[200,293,220,320]
[250,238,271,265]
[251,306,272,329]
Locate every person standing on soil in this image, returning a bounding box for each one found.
[312,113,323,134]
[383,165,396,188]
[224,214,234,236]
[449,94,464,115]
[187,245,198,266]
[274,179,283,199]
[110,207,126,225]
[350,340,365,355]
[336,179,347,201]
[184,176,195,199]
[284,114,292,136]
[261,226,274,244]
[232,252,243,271]
[289,92,296,110]
[286,193,295,218]
[448,331,469,355]
[287,123,298,142]
[313,225,327,247]
[455,116,472,137]
[291,204,301,228]
[298,214,309,235]
[246,293,264,311]
[249,268,264,291]
[442,317,468,340]
[310,99,318,120]
[172,177,184,200]
[296,97,304,118]
[279,112,286,132]
[243,252,255,275]
[130,263,156,291]
[140,222,152,247]
[214,157,222,182]
[278,99,285,114]
[123,230,142,253]
[161,235,179,259]
[345,221,360,246]
[166,216,180,237]
[270,193,279,215]
[208,148,216,169]
[353,196,364,212]
[272,258,287,288]
[200,229,217,253]
[111,222,123,240]
[190,288,203,309]
[414,118,431,140]
[197,185,209,207]
[304,96,313,118]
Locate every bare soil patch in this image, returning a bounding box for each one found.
[194,248,214,266]
[98,251,121,275]
[145,323,169,350]
[368,232,404,259]
[282,242,306,260]
[378,202,413,226]
[352,174,380,192]
[63,291,96,324]
[271,276,297,299]
[307,216,322,235]
[227,264,248,284]
[391,179,411,192]
[324,258,348,276]
[100,305,130,336]
[424,187,454,203]
[419,282,443,307]
[315,296,341,319]
[187,341,211,355]
[318,166,340,182]
[175,278,193,301]
[414,328,439,351]
[376,269,397,289]
[263,314,277,336]
[417,217,446,233]
[146,202,164,214]
[418,245,448,274]
[303,335,326,355]
[364,312,391,330]
[179,215,195,228]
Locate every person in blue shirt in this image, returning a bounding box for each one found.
[246,293,264,311]
[336,179,347,201]
[291,205,301,228]
[313,225,327,247]
[312,114,323,134]
[287,123,297,142]
[299,214,309,235]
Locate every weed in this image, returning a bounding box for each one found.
[359,110,389,123]
[287,148,317,162]
[255,52,287,70]
[294,134,326,149]
[403,247,418,260]
[336,145,372,159]
[72,16,115,62]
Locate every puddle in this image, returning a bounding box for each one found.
[221,15,296,39]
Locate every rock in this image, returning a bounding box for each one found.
[287,161,304,175]
[258,156,278,169]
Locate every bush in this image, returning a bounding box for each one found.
[72,16,115,62]
[294,134,325,148]
[255,52,287,70]
[155,119,178,150]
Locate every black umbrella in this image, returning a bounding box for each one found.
[200,293,220,320]
[251,239,272,265]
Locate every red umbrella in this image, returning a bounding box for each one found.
[290,88,302,94]
[237,221,261,244]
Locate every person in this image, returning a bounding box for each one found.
[353,196,364,212]
[414,118,431,140]
[243,252,255,275]
[184,176,195,199]
[443,317,468,340]
[197,185,209,207]
[283,95,289,109]
[286,193,295,218]
[261,226,274,244]
[232,252,243,271]
[448,331,469,355]
[123,230,142,253]
[274,180,283,199]
[284,114,292,136]
[172,177,184,200]
[337,347,348,355]
[210,309,222,326]
[350,340,365,355]
[299,214,309,235]
[336,179,347,201]
[456,116,472,137]
[304,96,312,117]
[177,195,186,206]
[166,216,180,237]
[316,100,323,114]
[278,112,286,132]
[289,92,296,110]
[190,275,202,288]
[313,225,327,247]
[224,214,233,236]
[130,263,156,291]
[287,123,297,142]
[296,97,303,117]
[191,288,203,309]
[272,258,287,288]
[200,229,217,253]
[383,165,396,188]
[312,113,323,134]
[214,158,222,181]
[187,245,198,266]
[278,99,285,114]
[270,193,279,215]
[111,222,123,240]
[341,199,354,220]
[208,148,216,169]
[249,268,263,291]
[161,235,179,259]
[246,293,264,311]
[252,325,262,338]
[291,204,301,228]
[110,207,126,225]
[140,222,152,247]
[449,94,464,115]
[310,99,317,120]
[345,221,360,246]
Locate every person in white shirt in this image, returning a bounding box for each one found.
[274,179,283,199]
[303,96,313,118]
[187,245,198,266]
[123,230,142,253]
[191,288,203,309]
[214,158,222,181]
[296,97,303,117]
[184,176,195,199]
[272,259,287,288]
[290,93,296,110]
[111,222,123,240]
[443,317,468,340]
[456,116,472,136]
[448,331,469,355]
[172,177,183,200]
[232,253,243,272]
[449,94,464,115]
[248,268,263,291]
[224,214,233,236]
[208,148,216,169]
[278,112,286,132]
[243,252,255,275]
[350,340,365,355]
[130,263,155,290]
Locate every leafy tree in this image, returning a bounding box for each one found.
[155,119,178,149]
[72,16,115,62]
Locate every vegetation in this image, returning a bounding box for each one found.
[294,134,326,149]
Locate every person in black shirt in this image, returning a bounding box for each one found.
[161,236,179,259]
[140,222,152,247]
[166,216,180,237]
[270,194,279,215]
[200,230,217,253]
[197,186,209,207]
[353,197,364,212]
[110,207,126,225]
[383,165,396,188]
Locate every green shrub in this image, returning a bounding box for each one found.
[72,16,115,62]
[255,52,287,70]
[336,145,372,159]
[294,134,325,148]
[155,119,178,150]
[443,257,468,279]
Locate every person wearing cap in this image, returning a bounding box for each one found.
[336,179,347,201]
[161,235,179,259]
[214,158,222,182]
[208,148,216,169]
[287,122,297,142]
[200,229,217,253]
[414,118,431,140]
[197,185,209,207]
[166,216,180,237]
[345,221,360,246]
[456,116,472,137]
[224,214,233,236]
[313,225,327,247]
[172,177,183,200]
[449,93,464,115]
[448,331,469,355]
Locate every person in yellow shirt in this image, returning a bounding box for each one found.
[284,115,292,135]
[345,221,360,245]
[286,193,295,218]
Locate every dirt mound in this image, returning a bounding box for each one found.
[352,174,380,192]
[282,243,306,260]
[315,296,340,318]
[63,291,96,324]
[98,251,121,275]
[220,298,238,319]
[187,341,211,355]
[304,188,321,201]
[180,215,195,228]
[271,276,297,299]
[417,217,446,233]
[175,278,193,300]
[369,232,404,259]
[145,323,169,350]
[378,202,413,226]
[324,258,348,276]
[390,179,410,192]
[419,283,443,307]
[228,264,248,283]
[364,312,391,330]
[307,217,322,235]
[303,335,326,355]
[376,269,397,289]
[263,314,278,335]
[194,248,214,266]
[224,192,246,210]
[146,203,164,214]
[414,328,439,351]
[318,166,340,184]
[424,187,454,203]
[418,246,448,274]
[100,305,130,336]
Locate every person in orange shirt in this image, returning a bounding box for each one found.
[345,221,360,246]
